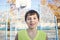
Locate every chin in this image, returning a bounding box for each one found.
[30,27,35,29]
[30,28,34,29]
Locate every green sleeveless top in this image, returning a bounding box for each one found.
[18,30,46,40]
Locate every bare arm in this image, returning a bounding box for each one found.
[46,36,48,40]
[15,34,18,40]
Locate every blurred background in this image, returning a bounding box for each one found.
[0,0,60,40]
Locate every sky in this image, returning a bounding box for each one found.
[0,0,53,12]
[0,0,10,12]
[31,0,40,13]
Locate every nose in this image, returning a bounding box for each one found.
[30,18,34,22]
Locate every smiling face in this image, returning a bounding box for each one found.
[26,14,39,29]
[25,10,39,29]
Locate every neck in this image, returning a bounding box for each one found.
[27,28,37,32]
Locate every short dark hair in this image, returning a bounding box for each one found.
[25,10,39,21]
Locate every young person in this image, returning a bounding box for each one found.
[15,10,48,40]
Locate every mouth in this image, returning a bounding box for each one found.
[30,24,35,26]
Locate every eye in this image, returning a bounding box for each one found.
[34,17,36,19]
[27,18,31,20]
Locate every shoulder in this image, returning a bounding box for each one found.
[38,30,46,35]
[38,30,47,39]
[17,30,27,38]
[18,30,26,34]
[38,30,46,33]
